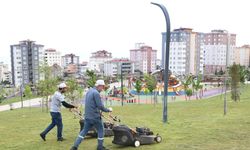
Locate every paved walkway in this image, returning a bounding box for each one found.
[0,97,42,112]
[178,87,227,100]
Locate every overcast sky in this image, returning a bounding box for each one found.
[0,0,249,66]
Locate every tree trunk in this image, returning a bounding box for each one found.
[153,91,156,107]
[138,95,140,104]
[151,94,153,104]
[46,96,49,113]
[195,90,198,100]
[42,98,44,112]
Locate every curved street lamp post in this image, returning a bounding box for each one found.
[151,2,171,123]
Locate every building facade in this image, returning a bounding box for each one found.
[103,58,134,76]
[162,28,204,75]
[0,62,10,82]
[44,49,61,66]
[130,44,157,73]
[89,50,112,72]
[233,45,250,67]
[61,53,80,68]
[79,61,89,75]
[203,30,236,74]
[10,40,44,87]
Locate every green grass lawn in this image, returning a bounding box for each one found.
[1,87,250,150]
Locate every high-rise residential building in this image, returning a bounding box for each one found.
[0,62,10,82]
[10,40,44,87]
[44,49,61,66]
[130,43,157,73]
[61,53,80,68]
[233,45,250,67]
[162,28,204,75]
[103,58,134,76]
[79,61,89,75]
[203,30,236,74]
[89,50,112,72]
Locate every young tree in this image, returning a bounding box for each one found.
[144,74,157,104]
[192,74,203,99]
[219,67,224,75]
[86,70,97,88]
[144,88,149,104]
[239,65,248,83]
[37,64,59,112]
[245,68,250,81]
[215,68,218,75]
[23,85,33,108]
[24,85,32,99]
[182,75,192,101]
[134,79,142,104]
[229,63,241,102]
[186,88,193,100]
[65,78,83,106]
[0,87,6,103]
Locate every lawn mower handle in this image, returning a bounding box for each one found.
[108,114,121,122]
[70,108,83,120]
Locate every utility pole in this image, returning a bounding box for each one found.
[224,31,230,115]
[20,84,23,108]
[121,63,124,106]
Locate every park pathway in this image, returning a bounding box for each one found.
[0,97,42,112]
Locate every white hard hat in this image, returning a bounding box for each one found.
[95,80,105,86]
[58,83,67,88]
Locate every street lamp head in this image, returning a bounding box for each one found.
[151,2,158,5]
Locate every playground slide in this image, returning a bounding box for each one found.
[171,82,181,88]
[175,91,180,96]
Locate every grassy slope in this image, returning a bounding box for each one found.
[0,87,250,150]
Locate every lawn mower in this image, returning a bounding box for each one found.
[70,108,120,137]
[112,124,162,147]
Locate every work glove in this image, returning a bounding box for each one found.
[108,107,113,112]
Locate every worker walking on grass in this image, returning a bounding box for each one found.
[40,82,77,141]
[70,80,113,150]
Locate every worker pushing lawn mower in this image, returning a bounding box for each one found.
[70,107,120,138]
[70,80,113,150]
[70,79,161,149]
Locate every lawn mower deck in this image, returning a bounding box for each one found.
[112,125,162,147]
[79,119,114,137]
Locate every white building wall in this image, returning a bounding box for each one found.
[169,42,187,75]
[204,45,234,66]
[234,47,250,67]
[45,51,61,66]
[89,57,112,72]
[0,63,9,82]
[189,33,196,74]
[13,47,22,86]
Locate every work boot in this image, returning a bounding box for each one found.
[57,137,65,141]
[70,146,78,150]
[40,133,46,141]
[97,146,109,150]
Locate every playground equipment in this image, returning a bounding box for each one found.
[151,69,183,95]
